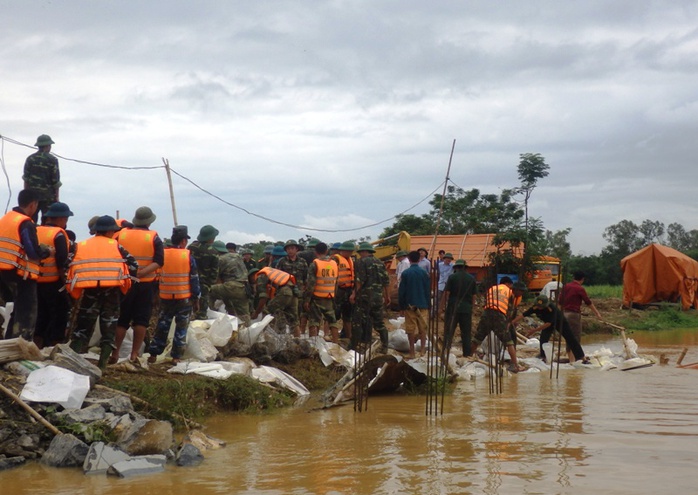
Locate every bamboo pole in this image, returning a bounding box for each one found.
[677,347,688,366]
[162,158,178,226]
[0,382,61,436]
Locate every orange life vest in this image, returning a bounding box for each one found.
[0,210,40,280]
[332,254,354,289]
[312,258,338,298]
[66,235,132,298]
[256,267,295,299]
[117,228,159,282]
[159,248,192,300]
[37,225,69,283]
[484,284,513,315]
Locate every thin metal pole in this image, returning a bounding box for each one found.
[162,157,178,226]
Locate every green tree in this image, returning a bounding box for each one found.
[516,153,550,237]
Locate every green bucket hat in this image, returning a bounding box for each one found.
[197,225,219,242]
[453,259,466,267]
[263,245,274,254]
[356,241,375,253]
[534,294,550,307]
[443,252,454,260]
[339,241,356,252]
[307,237,321,248]
[396,250,408,258]
[35,134,54,147]
[272,245,286,257]
[44,202,73,218]
[284,239,301,251]
[212,240,228,253]
[93,215,121,233]
[132,206,156,227]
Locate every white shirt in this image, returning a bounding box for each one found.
[396,258,411,286]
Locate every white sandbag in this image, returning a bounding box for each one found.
[388,317,405,330]
[251,366,310,396]
[183,326,218,362]
[623,338,639,359]
[238,315,273,345]
[310,337,334,367]
[167,361,246,379]
[20,365,91,409]
[208,314,237,347]
[0,302,13,336]
[388,328,410,352]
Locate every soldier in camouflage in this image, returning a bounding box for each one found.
[350,241,391,352]
[23,134,61,222]
[209,240,251,327]
[241,248,258,271]
[277,239,308,337]
[188,225,219,319]
[252,268,297,333]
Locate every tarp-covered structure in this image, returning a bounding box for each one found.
[620,243,698,310]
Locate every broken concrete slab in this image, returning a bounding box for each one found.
[83,442,130,475]
[83,394,133,415]
[176,443,204,467]
[107,456,166,478]
[41,433,89,468]
[50,344,102,386]
[55,404,107,424]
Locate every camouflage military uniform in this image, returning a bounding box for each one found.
[23,151,60,217]
[255,272,296,333]
[351,255,390,349]
[188,241,219,319]
[210,252,251,327]
[277,255,308,324]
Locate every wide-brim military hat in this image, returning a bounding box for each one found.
[35,134,54,147]
[533,295,550,307]
[44,202,73,218]
[443,252,454,260]
[197,225,219,242]
[132,206,156,227]
[172,225,190,239]
[263,245,274,254]
[93,215,121,233]
[272,245,287,257]
[356,241,375,253]
[339,241,356,252]
[307,237,321,248]
[453,259,467,267]
[284,239,302,251]
[212,240,228,253]
[396,250,408,257]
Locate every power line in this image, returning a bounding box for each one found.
[0,134,443,232]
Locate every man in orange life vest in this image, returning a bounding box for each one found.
[304,242,339,342]
[111,206,164,363]
[471,276,525,373]
[252,266,297,333]
[0,189,51,340]
[147,226,200,364]
[67,216,137,369]
[34,201,73,348]
[332,241,356,341]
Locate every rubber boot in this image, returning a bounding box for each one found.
[70,339,85,354]
[97,345,113,370]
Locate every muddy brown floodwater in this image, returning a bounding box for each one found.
[4,330,698,494]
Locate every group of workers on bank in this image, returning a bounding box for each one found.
[0,134,601,372]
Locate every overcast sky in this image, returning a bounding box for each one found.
[2,1,697,254]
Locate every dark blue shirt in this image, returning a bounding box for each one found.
[398,264,431,310]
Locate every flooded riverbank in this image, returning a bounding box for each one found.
[4,331,698,494]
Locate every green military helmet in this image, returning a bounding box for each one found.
[240,248,253,255]
[356,241,375,253]
[132,206,156,227]
[212,240,228,253]
[197,224,219,242]
[272,245,286,257]
[284,239,302,251]
[453,259,467,267]
[44,202,74,218]
[307,237,321,248]
[35,134,54,147]
[339,241,356,252]
[396,250,408,258]
[263,245,274,255]
[534,294,550,307]
[443,252,454,260]
[87,215,101,235]
[248,267,260,277]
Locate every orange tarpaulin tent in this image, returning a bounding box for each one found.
[620,243,698,310]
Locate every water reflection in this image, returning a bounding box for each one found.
[4,334,698,494]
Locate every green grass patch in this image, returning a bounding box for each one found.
[620,305,698,331]
[103,374,293,428]
[585,285,623,298]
